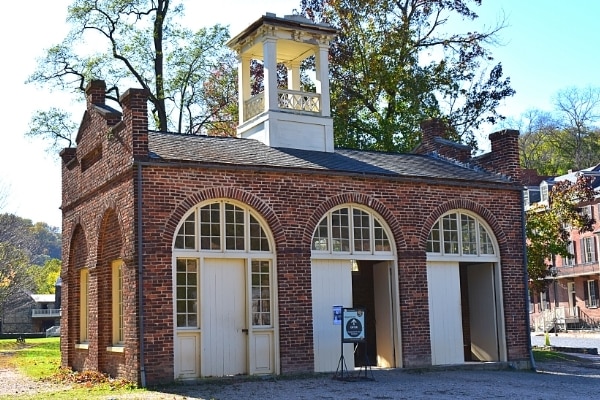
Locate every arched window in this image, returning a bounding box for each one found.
[426,211,495,256]
[174,201,271,253]
[312,205,392,255]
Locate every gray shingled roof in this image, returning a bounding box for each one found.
[147,131,514,185]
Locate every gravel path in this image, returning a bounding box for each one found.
[1,333,599,399]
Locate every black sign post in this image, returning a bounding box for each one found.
[334,307,373,381]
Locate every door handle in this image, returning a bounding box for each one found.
[242,328,249,334]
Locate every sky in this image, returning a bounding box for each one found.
[0,0,598,229]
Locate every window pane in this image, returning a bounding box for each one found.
[200,204,220,250]
[249,215,270,251]
[312,218,329,251]
[225,204,245,250]
[175,258,198,327]
[175,212,196,249]
[373,220,391,252]
[479,224,495,254]
[461,214,477,254]
[353,209,371,252]
[331,208,350,252]
[427,221,441,253]
[442,214,459,254]
[251,260,271,326]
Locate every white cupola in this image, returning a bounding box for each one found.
[227,13,337,152]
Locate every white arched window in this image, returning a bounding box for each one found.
[312,205,393,256]
[426,211,496,257]
[174,201,271,253]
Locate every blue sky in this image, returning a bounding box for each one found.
[0,0,598,229]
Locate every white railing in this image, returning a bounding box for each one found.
[531,307,566,332]
[244,90,321,120]
[277,89,320,113]
[46,325,61,337]
[32,309,61,318]
[245,92,265,120]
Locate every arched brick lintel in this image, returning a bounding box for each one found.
[97,207,127,262]
[163,187,287,248]
[301,192,406,251]
[419,198,508,252]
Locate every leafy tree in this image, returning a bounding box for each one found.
[299,0,515,152]
[27,0,232,152]
[0,243,33,311]
[526,175,595,293]
[515,109,566,175]
[29,259,62,294]
[0,214,61,265]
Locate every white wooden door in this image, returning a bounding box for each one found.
[311,259,354,372]
[427,262,464,365]
[373,262,395,368]
[202,258,247,376]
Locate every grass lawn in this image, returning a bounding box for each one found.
[0,337,161,399]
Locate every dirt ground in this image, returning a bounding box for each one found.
[1,350,600,399]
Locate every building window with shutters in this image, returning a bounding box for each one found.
[585,280,599,308]
[562,241,576,267]
[581,237,596,264]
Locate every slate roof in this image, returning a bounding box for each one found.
[147,131,516,186]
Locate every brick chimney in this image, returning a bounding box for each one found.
[414,118,471,163]
[120,88,149,158]
[419,118,446,151]
[472,129,522,183]
[86,80,106,109]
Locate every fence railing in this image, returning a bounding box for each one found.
[244,90,321,120]
[32,309,61,318]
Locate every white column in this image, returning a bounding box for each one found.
[287,61,301,91]
[237,55,251,125]
[315,42,331,117]
[263,37,279,112]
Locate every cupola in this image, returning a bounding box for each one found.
[227,13,337,152]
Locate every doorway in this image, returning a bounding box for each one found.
[351,260,397,368]
[427,261,505,365]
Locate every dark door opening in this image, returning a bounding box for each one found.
[349,259,397,368]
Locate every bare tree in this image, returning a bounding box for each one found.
[553,86,600,170]
[27,0,232,153]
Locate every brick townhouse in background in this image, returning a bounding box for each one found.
[59,13,531,385]
[527,166,600,332]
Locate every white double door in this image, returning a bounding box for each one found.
[427,262,500,365]
[176,258,267,378]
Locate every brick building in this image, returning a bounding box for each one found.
[59,14,531,385]
[527,166,600,332]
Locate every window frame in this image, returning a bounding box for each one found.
[174,200,273,254]
[581,236,596,264]
[79,268,89,345]
[585,279,599,309]
[426,210,498,261]
[111,260,125,348]
[562,241,576,267]
[311,205,394,257]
